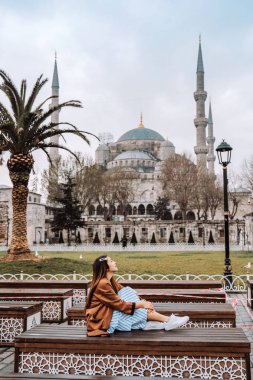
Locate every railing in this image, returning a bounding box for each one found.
[0,272,251,292]
[0,242,250,252]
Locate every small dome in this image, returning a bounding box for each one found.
[118,127,165,142]
[96,144,109,151]
[114,150,155,160]
[161,140,174,148]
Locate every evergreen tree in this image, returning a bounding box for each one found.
[112,231,120,244]
[130,231,137,245]
[208,230,215,244]
[76,230,81,244]
[188,230,195,244]
[51,177,85,246]
[59,231,64,244]
[150,232,157,244]
[154,196,171,220]
[93,232,100,244]
[168,231,175,244]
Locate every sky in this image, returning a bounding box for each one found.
[0,0,253,186]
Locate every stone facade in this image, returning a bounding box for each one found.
[0,185,46,245]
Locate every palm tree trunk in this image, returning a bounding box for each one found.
[4,154,37,261]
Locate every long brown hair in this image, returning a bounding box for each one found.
[85,255,118,309]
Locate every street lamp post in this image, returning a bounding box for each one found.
[216,140,233,290]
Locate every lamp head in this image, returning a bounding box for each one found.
[216,140,232,167]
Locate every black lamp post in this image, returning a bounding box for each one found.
[216,140,233,289]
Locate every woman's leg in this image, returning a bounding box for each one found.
[147,310,169,322]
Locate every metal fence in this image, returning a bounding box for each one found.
[0,242,250,252]
[0,272,251,292]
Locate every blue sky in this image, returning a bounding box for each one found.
[0,0,253,185]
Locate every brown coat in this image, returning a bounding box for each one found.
[86,278,135,336]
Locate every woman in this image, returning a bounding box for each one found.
[85,255,189,337]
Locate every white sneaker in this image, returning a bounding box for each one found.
[163,314,189,331]
[143,321,164,330]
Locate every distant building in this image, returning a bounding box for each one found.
[0,185,45,245]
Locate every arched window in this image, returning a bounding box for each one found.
[126,204,132,215]
[88,205,95,216]
[146,204,154,215]
[138,204,145,215]
[174,211,183,220]
[164,211,173,220]
[97,205,103,215]
[133,206,137,215]
[117,205,123,215]
[186,211,196,220]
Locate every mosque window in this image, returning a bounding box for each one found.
[88,205,95,216]
[141,228,148,239]
[88,228,94,238]
[138,204,145,215]
[160,228,166,238]
[105,227,111,238]
[29,196,31,202]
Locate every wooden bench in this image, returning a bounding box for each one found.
[0,289,72,323]
[0,302,42,346]
[14,325,251,379]
[247,280,253,308]
[0,280,89,306]
[119,279,223,290]
[67,303,236,328]
[136,288,226,303]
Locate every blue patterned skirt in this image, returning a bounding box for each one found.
[107,287,147,333]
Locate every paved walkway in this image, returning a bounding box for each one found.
[1,293,253,376]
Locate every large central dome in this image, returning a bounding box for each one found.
[118,127,165,142]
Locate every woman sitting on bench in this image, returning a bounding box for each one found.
[85,255,189,336]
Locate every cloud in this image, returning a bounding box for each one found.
[0,0,253,186]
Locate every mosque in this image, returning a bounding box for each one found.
[46,39,241,245]
[86,39,216,222]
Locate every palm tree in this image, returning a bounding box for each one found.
[0,70,94,261]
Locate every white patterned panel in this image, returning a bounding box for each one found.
[0,317,23,343]
[18,353,247,379]
[71,319,86,326]
[26,312,41,330]
[42,301,61,321]
[181,320,233,328]
[73,289,86,306]
[63,297,72,319]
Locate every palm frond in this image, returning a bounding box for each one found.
[26,101,82,138]
[20,80,27,108]
[34,95,57,113]
[0,70,22,118]
[0,101,14,125]
[24,75,48,113]
[32,142,81,163]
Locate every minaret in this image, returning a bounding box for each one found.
[194,36,208,172]
[206,101,216,175]
[49,53,60,163]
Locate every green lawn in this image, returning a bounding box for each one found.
[0,250,253,275]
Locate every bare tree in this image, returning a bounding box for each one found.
[192,171,222,220]
[242,156,253,192]
[42,152,95,207]
[161,153,197,220]
[228,170,242,220]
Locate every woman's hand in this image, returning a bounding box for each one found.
[137,300,154,311]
